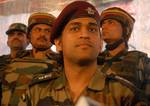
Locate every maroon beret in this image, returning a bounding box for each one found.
[51,1,100,44]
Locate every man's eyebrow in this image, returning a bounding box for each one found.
[68,22,81,26]
[88,22,98,26]
[68,22,98,27]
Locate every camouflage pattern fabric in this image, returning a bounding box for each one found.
[0,55,12,105]
[1,50,62,106]
[98,50,148,88]
[20,68,148,106]
[98,50,150,104]
[0,55,12,72]
[143,57,150,102]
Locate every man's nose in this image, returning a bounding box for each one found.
[39,29,47,36]
[79,28,89,39]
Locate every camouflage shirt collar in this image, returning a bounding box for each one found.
[104,48,128,59]
[87,68,105,91]
[53,71,66,90]
[53,68,105,91]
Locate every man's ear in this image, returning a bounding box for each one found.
[27,33,31,42]
[7,35,11,47]
[7,39,10,47]
[100,36,103,52]
[54,37,62,53]
[26,37,30,47]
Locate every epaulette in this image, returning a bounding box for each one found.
[29,71,61,87]
[0,54,11,62]
[0,55,11,71]
[46,51,63,65]
[106,74,149,104]
[16,50,32,58]
[127,50,148,58]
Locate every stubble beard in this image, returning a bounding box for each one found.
[11,39,25,50]
[77,58,95,66]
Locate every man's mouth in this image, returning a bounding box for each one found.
[76,43,93,48]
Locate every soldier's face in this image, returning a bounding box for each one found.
[101,19,123,44]
[7,31,29,50]
[55,17,102,65]
[30,24,52,51]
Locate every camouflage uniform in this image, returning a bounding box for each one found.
[98,50,148,88]
[0,23,28,105]
[2,50,61,106]
[143,57,150,101]
[21,2,148,105]
[1,13,60,106]
[0,55,12,105]
[0,22,28,73]
[0,55,12,72]
[21,68,148,106]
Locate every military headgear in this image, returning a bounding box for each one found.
[6,23,27,35]
[28,12,56,34]
[51,1,100,44]
[100,7,135,41]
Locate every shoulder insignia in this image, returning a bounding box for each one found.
[46,51,63,65]
[29,71,60,87]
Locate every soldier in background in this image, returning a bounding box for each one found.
[0,23,28,71]
[22,1,148,106]
[20,12,56,59]
[0,23,28,105]
[1,13,61,106]
[98,7,149,104]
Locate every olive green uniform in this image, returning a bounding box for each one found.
[98,50,150,103]
[1,50,61,106]
[21,67,148,106]
[0,55,12,105]
[98,50,148,87]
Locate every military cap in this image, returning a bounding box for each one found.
[6,23,27,35]
[100,7,135,41]
[51,1,100,44]
[28,12,56,33]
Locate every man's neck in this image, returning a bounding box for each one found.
[64,59,97,102]
[32,48,50,59]
[108,42,126,57]
[10,49,21,59]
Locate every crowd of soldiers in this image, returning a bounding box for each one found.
[0,1,150,106]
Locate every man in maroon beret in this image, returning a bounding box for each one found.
[23,1,148,106]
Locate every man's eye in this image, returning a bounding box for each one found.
[108,20,114,24]
[17,33,24,36]
[34,28,41,32]
[70,27,79,31]
[44,29,51,33]
[88,28,97,32]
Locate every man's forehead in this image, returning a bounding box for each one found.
[103,18,119,23]
[67,17,98,25]
[33,24,51,28]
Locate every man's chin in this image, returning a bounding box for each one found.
[77,58,95,66]
[34,45,50,51]
[12,46,24,51]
